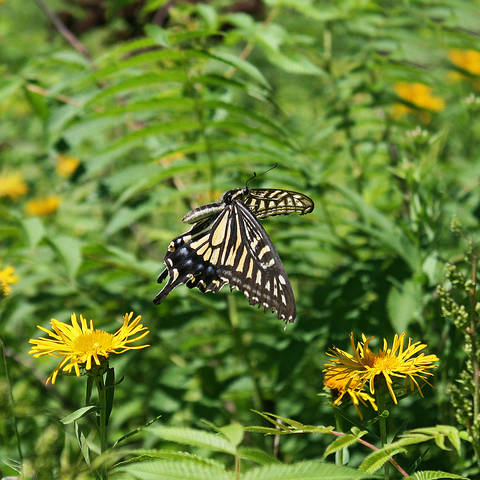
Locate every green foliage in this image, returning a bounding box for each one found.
[2,0,480,478]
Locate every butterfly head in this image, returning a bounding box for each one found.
[222,187,249,205]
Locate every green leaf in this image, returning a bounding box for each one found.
[145,24,170,47]
[86,72,188,105]
[205,51,270,89]
[74,422,90,466]
[323,431,367,458]
[218,423,244,447]
[49,235,82,279]
[61,405,97,424]
[116,459,233,479]
[358,447,406,474]
[150,426,236,455]
[387,278,423,331]
[86,120,202,175]
[243,460,378,479]
[105,205,153,236]
[21,217,45,248]
[238,447,281,465]
[0,76,23,100]
[409,471,469,480]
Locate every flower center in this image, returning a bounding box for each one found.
[371,352,401,371]
[72,330,114,353]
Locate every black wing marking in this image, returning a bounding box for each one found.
[244,189,314,219]
[153,201,296,322]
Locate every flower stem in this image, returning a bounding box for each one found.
[334,411,344,465]
[94,374,108,480]
[377,388,390,480]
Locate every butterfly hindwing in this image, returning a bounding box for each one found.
[244,188,314,219]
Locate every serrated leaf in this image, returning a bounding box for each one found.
[61,405,96,424]
[116,459,233,479]
[358,447,406,474]
[409,470,469,480]
[243,460,378,479]
[150,426,236,455]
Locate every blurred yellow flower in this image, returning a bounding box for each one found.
[56,154,80,178]
[393,82,445,117]
[324,372,377,419]
[25,195,60,216]
[29,312,150,384]
[156,151,185,167]
[0,172,28,200]
[0,265,18,297]
[449,49,480,76]
[324,332,438,405]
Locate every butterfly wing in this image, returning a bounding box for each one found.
[244,188,314,219]
[219,201,296,322]
[153,200,296,322]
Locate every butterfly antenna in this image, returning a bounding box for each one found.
[246,163,278,188]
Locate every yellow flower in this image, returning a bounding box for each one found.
[29,312,150,384]
[56,154,80,178]
[393,82,445,116]
[449,49,480,76]
[324,333,439,405]
[0,172,28,200]
[25,195,60,216]
[0,265,18,297]
[324,373,377,419]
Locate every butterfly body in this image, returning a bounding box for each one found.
[153,187,314,322]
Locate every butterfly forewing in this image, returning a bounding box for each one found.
[244,189,314,219]
[218,202,295,321]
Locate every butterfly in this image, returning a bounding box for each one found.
[153,187,314,322]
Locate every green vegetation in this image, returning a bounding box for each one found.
[2,0,480,478]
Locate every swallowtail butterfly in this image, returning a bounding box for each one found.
[153,187,314,322]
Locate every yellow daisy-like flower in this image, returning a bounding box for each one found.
[0,172,28,200]
[25,195,61,216]
[29,312,150,384]
[324,332,439,405]
[449,49,480,76]
[0,265,19,297]
[56,154,80,178]
[324,373,378,420]
[393,82,445,117]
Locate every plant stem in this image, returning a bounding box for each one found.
[377,387,390,480]
[334,411,344,466]
[331,431,409,477]
[235,454,241,480]
[0,338,23,463]
[468,253,480,467]
[95,374,108,480]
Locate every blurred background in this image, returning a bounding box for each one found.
[2,0,480,477]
